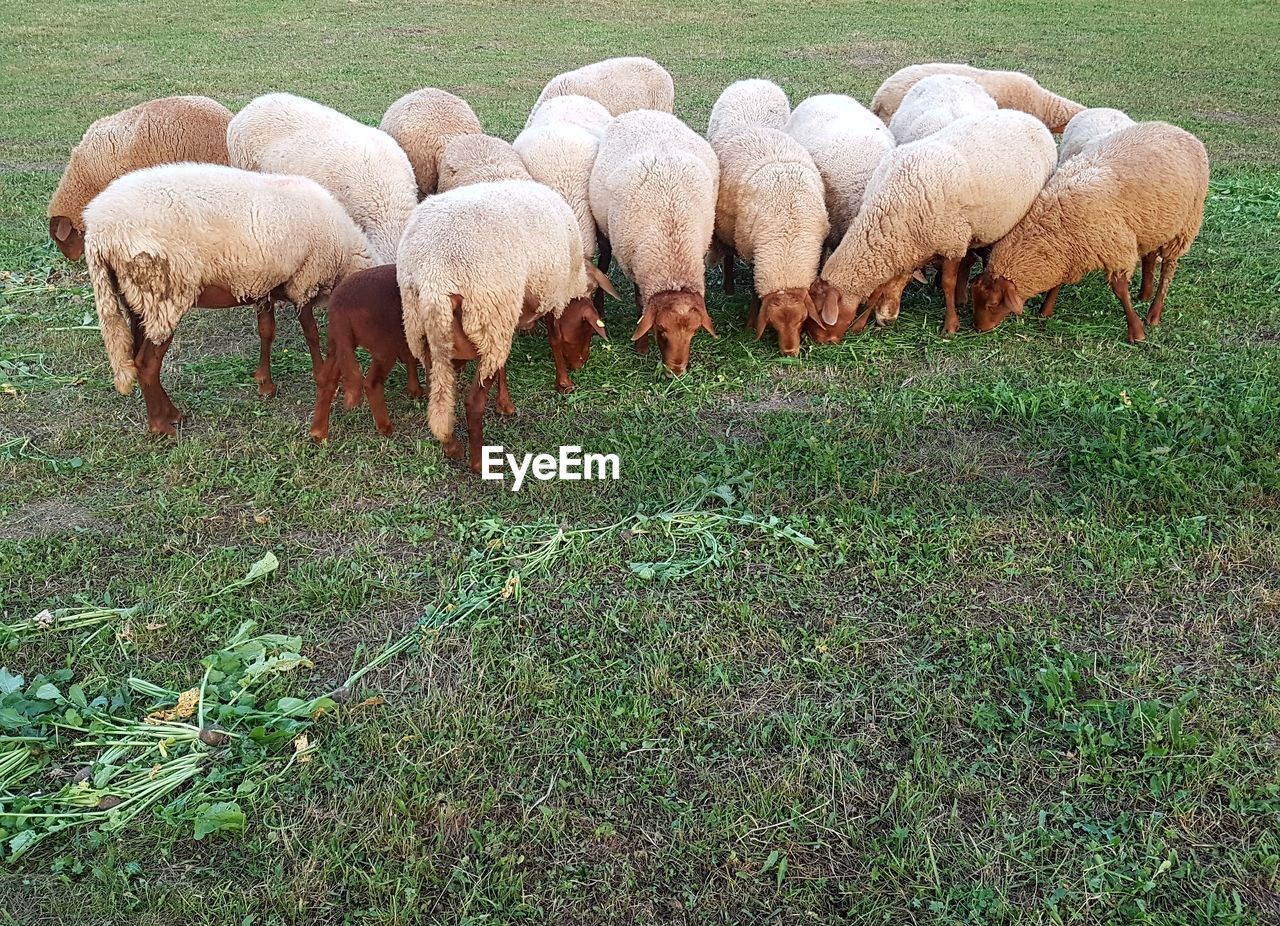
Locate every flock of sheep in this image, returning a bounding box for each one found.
[44,56,1211,472]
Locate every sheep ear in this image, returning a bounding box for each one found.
[50,216,72,242]
[697,303,718,339]
[631,306,655,341]
[587,264,620,300]
[819,289,841,327]
[581,302,608,341]
[912,268,928,284]
[754,299,769,339]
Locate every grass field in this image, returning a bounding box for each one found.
[2,0,1280,922]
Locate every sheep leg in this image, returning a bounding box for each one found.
[494,365,517,415]
[254,301,277,398]
[546,319,575,395]
[404,355,424,398]
[956,252,978,307]
[593,237,612,314]
[1147,257,1178,328]
[464,370,497,474]
[940,258,961,335]
[309,356,340,443]
[297,302,325,377]
[722,250,736,296]
[364,356,395,436]
[1138,253,1157,302]
[746,292,761,329]
[440,359,469,461]
[136,336,179,436]
[1040,286,1061,318]
[634,290,651,355]
[1108,271,1145,342]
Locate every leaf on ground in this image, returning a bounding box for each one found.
[193,801,245,840]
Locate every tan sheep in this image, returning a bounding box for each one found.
[47,96,232,261]
[707,79,791,141]
[1058,107,1135,165]
[872,63,1083,133]
[436,134,531,192]
[972,122,1209,343]
[380,88,484,196]
[531,57,674,122]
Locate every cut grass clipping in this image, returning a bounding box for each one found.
[1,473,811,861]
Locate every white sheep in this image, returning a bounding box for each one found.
[530,57,674,124]
[227,92,417,264]
[711,127,828,355]
[872,63,1083,133]
[48,96,233,261]
[83,164,374,433]
[888,75,998,144]
[380,87,484,196]
[785,94,895,244]
[436,134,531,192]
[513,122,601,260]
[397,180,616,469]
[525,94,613,137]
[589,109,720,375]
[707,79,791,141]
[814,110,1056,337]
[1058,107,1136,164]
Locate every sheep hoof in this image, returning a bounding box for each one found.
[342,392,361,410]
[148,420,178,437]
[556,381,575,396]
[309,428,329,444]
[496,400,517,416]
[377,422,395,436]
[257,381,278,399]
[442,439,465,460]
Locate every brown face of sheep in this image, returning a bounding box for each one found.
[632,290,716,376]
[557,297,608,370]
[49,216,84,261]
[756,288,817,357]
[971,274,1026,332]
[804,279,862,344]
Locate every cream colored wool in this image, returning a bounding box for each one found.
[83,164,374,394]
[588,110,719,301]
[48,95,232,234]
[513,122,602,258]
[524,94,613,137]
[821,110,1056,312]
[785,94,895,242]
[1058,107,1136,165]
[986,122,1209,300]
[707,79,791,141]
[711,127,827,296]
[227,92,417,265]
[436,134,531,192]
[888,75,997,144]
[380,88,484,196]
[872,63,1083,132]
[530,57,674,122]
[395,180,592,442]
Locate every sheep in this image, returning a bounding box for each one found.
[888,75,998,144]
[83,164,374,434]
[525,94,613,137]
[589,109,720,375]
[397,179,618,470]
[707,79,791,141]
[529,57,674,124]
[380,88,484,196]
[872,63,1083,133]
[971,121,1209,343]
[436,134,531,192]
[310,265,423,442]
[785,94,895,244]
[812,110,1057,338]
[47,96,232,261]
[1058,107,1136,164]
[227,92,417,264]
[710,127,828,355]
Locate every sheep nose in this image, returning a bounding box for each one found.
[781,346,800,357]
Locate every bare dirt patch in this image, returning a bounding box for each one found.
[1196,109,1253,126]
[0,496,106,541]
[907,422,1063,489]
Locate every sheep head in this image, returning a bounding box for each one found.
[971,274,1026,332]
[755,287,816,357]
[556,297,608,371]
[49,216,84,261]
[804,279,867,344]
[632,290,716,376]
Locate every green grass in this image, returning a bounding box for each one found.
[2,0,1280,922]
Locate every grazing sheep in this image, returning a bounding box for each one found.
[785,94,895,244]
[397,180,617,470]
[310,265,423,442]
[589,110,720,375]
[227,92,417,264]
[1058,107,1136,164]
[971,121,1209,343]
[380,88,484,196]
[84,164,374,434]
[525,94,613,137]
[707,79,791,141]
[872,63,1083,133]
[711,127,828,355]
[888,75,997,144]
[436,134,531,192]
[47,96,232,261]
[813,110,1056,337]
[530,57,674,123]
